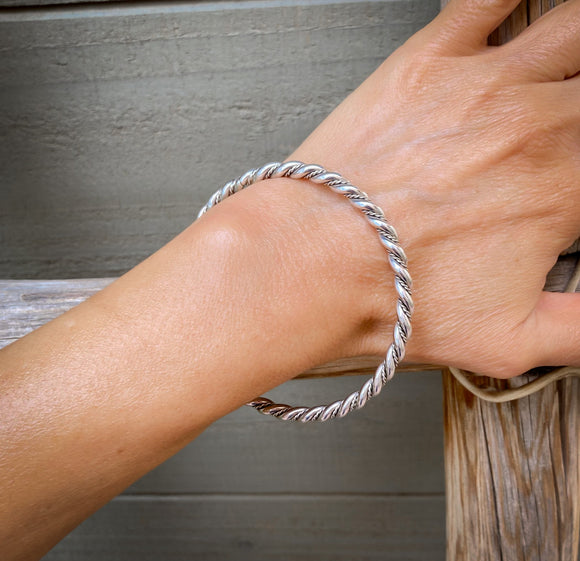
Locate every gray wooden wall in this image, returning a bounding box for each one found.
[0,0,445,559]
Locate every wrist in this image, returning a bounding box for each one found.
[286,137,442,367]
[199,170,404,367]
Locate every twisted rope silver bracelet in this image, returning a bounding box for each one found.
[197,161,413,422]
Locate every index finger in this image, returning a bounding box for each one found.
[428,0,522,53]
[499,0,580,81]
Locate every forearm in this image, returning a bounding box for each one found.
[0,176,397,560]
[3,0,580,556]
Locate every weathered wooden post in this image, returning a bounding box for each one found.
[441,3,580,559]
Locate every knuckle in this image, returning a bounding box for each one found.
[487,86,572,161]
[384,47,447,100]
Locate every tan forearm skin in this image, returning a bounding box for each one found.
[3,0,580,557]
[0,178,397,560]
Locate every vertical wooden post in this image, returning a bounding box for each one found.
[444,370,580,559]
[440,1,580,559]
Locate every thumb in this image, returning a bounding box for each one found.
[528,292,580,368]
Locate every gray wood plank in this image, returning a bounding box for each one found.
[42,495,446,561]
[0,277,445,495]
[0,278,113,340]
[126,371,444,494]
[0,0,440,279]
[0,276,446,494]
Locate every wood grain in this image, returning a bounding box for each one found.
[0,0,439,280]
[42,495,446,561]
[444,372,580,560]
[442,1,580,560]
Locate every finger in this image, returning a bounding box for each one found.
[528,292,580,367]
[429,0,522,52]
[528,78,580,122]
[501,0,580,81]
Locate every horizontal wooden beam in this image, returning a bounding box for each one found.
[1,252,577,379]
[0,277,435,378]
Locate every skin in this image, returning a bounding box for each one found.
[0,0,579,558]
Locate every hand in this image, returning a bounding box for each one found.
[4,3,580,556]
[288,0,580,377]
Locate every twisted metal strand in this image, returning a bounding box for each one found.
[198,162,413,422]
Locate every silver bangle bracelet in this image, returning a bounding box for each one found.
[198,161,413,422]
